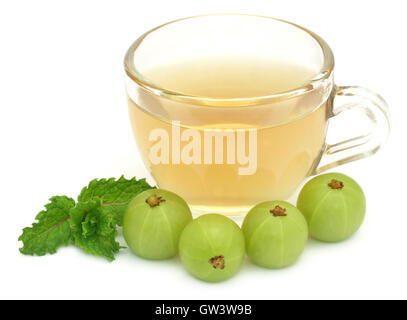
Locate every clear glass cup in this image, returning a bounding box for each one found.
[124,14,390,215]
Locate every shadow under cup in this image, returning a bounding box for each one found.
[124,14,390,215]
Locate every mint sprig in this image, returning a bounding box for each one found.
[18,176,154,261]
[69,199,122,261]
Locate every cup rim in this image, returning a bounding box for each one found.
[124,14,335,107]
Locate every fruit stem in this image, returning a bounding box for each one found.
[209,255,225,270]
[328,179,344,190]
[145,195,165,207]
[270,205,287,217]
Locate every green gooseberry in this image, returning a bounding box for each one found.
[123,189,192,260]
[242,201,308,269]
[178,214,245,282]
[297,172,366,242]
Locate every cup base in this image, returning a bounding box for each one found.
[190,204,251,217]
[189,192,299,221]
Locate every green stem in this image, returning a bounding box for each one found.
[101,202,128,207]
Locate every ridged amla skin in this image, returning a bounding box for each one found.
[179,214,245,282]
[242,201,308,269]
[297,173,366,242]
[123,189,192,260]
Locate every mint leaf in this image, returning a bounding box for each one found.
[100,204,127,227]
[78,176,154,226]
[18,196,75,256]
[69,199,121,261]
[78,176,153,203]
[19,176,154,260]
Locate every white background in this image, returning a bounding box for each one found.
[1,0,406,300]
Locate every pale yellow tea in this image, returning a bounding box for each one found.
[128,56,329,214]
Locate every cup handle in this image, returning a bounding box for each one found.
[314,86,391,174]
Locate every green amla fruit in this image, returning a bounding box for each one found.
[179,214,245,282]
[297,172,366,242]
[123,189,192,260]
[242,201,308,269]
